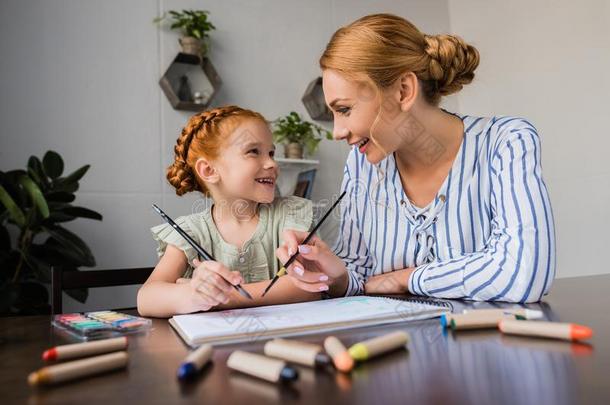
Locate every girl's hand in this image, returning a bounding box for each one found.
[276,229,348,294]
[178,258,244,313]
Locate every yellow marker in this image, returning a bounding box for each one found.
[28,351,128,387]
[348,331,409,361]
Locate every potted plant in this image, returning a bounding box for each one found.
[0,151,102,316]
[154,9,216,57]
[272,112,332,159]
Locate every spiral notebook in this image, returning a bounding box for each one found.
[169,295,451,346]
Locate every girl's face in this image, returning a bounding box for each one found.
[212,118,279,204]
[322,69,408,164]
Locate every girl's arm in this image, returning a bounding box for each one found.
[139,244,323,317]
[137,245,192,317]
[137,245,234,318]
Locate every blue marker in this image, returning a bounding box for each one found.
[177,344,213,380]
[440,313,455,329]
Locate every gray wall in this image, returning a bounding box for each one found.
[0,0,452,311]
[449,0,610,280]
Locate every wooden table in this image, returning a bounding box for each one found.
[1,275,609,405]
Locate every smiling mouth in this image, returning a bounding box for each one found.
[255,177,275,186]
[354,138,369,152]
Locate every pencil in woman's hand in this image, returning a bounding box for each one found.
[151,204,253,300]
[261,191,347,297]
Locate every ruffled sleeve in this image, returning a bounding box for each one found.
[150,215,200,267]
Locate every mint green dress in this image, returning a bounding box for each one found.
[151,196,313,282]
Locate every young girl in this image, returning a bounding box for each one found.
[137,105,322,317]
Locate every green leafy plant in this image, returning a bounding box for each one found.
[272,112,332,156]
[0,151,102,315]
[154,9,216,55]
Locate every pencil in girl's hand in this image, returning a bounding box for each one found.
[152,204,253,300]
[261,190,347,297]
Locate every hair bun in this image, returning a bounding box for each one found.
[166,158,199,196]
[424,34,480,96]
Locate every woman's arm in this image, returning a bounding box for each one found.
[407,124,555,303]
[364,268,415,294]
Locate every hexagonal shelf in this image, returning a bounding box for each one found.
[301,77,332,121]
[159,53,222,112]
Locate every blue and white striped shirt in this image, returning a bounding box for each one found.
[333,113,556,303]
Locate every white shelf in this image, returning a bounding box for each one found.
[275,158,319,197]
[275,157,320,165]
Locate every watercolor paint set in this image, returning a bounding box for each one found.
[52,311,152,341]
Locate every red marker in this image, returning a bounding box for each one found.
[498,320,593,341]
[43,336,128,361]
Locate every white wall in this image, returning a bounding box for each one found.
[448,0,610,279]
[0,0,452,311]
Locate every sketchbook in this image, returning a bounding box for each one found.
[169,295,451,346]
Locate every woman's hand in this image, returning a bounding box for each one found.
[276,229,348,296]
[176,258,244,313]
[364,268,415,294]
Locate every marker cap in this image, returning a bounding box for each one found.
[177,363,197,380]
[348,343,369,361]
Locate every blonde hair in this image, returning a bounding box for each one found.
[166,105,267,196]
[320,13,479,105]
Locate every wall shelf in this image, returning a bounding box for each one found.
[301,77,332,121]
[159,53,222,112]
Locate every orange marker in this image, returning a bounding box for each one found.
[498,319,593,341]
[324,336,354,373]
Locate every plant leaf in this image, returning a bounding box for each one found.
[45,192,75,203]
[44,211,76,223]
[31,240,86,268]
[0,185,25,227]
[27,156,49,189]
[42,151,64,179]
[0,223,10,251]
[42,226,96,267]
[51,180,79,194]
[61,206,103,221]
[18,175,50,219]
[21,253,52,283]
[57,164,89,185]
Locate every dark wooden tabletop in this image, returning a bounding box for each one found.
[1,275,609,405]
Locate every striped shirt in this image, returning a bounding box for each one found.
[332,113,556,303]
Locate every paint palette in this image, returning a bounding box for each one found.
[52,311,152,341]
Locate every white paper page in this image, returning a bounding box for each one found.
[172,296,444,341]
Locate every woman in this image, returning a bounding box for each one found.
[277,13,555,303]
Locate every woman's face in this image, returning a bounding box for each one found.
[322,69,408,164]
